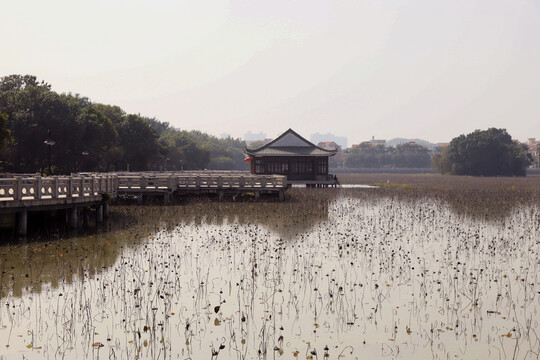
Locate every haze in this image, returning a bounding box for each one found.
[3,0,539,144]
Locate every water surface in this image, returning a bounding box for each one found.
[0,189,538,359]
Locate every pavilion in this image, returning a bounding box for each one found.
[244,129,338,186]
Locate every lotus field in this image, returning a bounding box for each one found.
[0,175,538,359]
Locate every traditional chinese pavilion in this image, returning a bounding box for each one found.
[244,129,337,184]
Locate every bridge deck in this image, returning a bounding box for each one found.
[0,172,286,211]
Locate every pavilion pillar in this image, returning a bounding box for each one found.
[17,208,28,237]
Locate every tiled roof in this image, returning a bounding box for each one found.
[247,146,336,156]
[245,129,336,157]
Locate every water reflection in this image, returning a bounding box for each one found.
[0,212,150,299]
[0,197,333,300]
[0,188,537,359]
[2,188,536,300]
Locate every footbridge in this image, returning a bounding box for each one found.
[0,172,286,236]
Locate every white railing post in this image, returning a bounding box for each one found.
[53,176,59,198]
[16,177,22,200]
[68,177,73,197]
[141,176,147,189]
[36,176,42,200]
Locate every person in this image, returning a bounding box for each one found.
[333,174,339,187]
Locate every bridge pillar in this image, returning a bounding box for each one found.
[137,194,143,205]
[103,202,109,218]
[69,206,78,229]
[255,191,260,200]
[17,208,28,237]
[279,190,284,202]
[163,192,170,205]
[96,204,103,223]
[218,190,224,201]
[82,207,90,227]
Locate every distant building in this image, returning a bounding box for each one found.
[350,137,386,149]
[526,138,540,168]
[369,136,386,146]
[310,133,347,149]
[245,129,337,182]
[244,131,267,142]
[318,141,343,167]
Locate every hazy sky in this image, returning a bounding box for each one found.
[3,0,539,144]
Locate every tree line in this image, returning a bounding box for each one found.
[0,75,531,177]
[344,142,431,168]
[0,75,248,174]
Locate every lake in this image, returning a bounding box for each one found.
[0,182,538,359]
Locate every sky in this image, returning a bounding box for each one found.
[2,0,540,145]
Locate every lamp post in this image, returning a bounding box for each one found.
[44,132,55,175]
[82,150,89,172]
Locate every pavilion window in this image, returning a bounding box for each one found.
[281,160,288,173]
[317,158,327,174]
[255,159,263,173]
[265,159,289,174]
[291,160,312,174]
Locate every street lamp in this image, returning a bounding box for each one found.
[82,150,89,172]
[44,132,55,175]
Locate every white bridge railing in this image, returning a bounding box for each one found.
[116,173,286,191]
[1,172,285,203]
[0,175,117,202]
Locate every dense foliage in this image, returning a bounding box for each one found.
[344,142,431,168]
[0,75,248,173]
[432,128,531,176]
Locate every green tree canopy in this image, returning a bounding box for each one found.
[433,128,531,176]
[0,74,251,173]
[344,142,431,168]
[78,106,118,171]
[117,114,161,171]
[0,113,10,151]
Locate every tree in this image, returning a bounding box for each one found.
[160,131,210,170]
[0,113,9,150]
[117,114,161,171]
[0,76,82,173]
[0,74,256,173]
[434,128,531,176]
[78,106,118,171]
[0,74,51,92]
[394,142,431,168]
[344,142,430,168]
